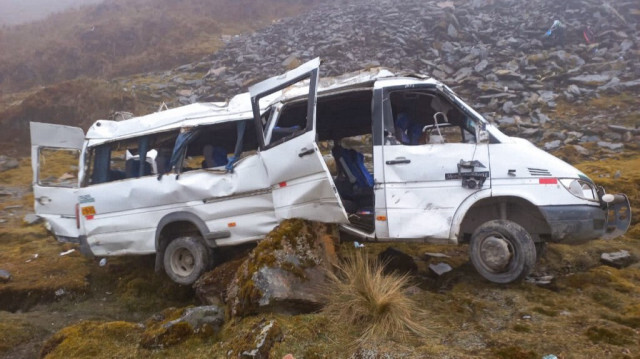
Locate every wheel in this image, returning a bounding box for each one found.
[163,236,210,285]
[469,220,536,284]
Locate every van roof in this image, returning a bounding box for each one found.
[85,67,438,143]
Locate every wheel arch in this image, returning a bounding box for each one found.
[453,196,552,243]
[154,212,209,272]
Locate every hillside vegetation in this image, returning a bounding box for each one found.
[0,0,315,92]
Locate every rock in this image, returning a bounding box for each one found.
[447,24,458,39]
[572,145,590,156]
[607,124,634,134]
[568,74,612,87]
[525,274,554,286]
[0,156,19,172]
[282,54,301,70]
[512,102,530,115]
[544,140,562,151]
[566,84,581,96]
[0,269,11,283]
[429,262,453,276]
[140,306,225,349]
[227,219,338,317]
[23,213,41,225]
[597,141,624,151]
[474,59,488,72]
[601,250,636,269]
[378,247,418,275]
[194,257,245,306]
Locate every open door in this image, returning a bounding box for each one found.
[251,58,348,223]
[30,122,84,242]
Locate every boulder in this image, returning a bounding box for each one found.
[226,219,338,318]
[194,257,245,306]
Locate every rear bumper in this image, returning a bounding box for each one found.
[539,194,631,244]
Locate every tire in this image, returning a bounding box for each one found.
[469,220,536,284]
[163,236,210,285]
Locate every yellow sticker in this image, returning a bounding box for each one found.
[81,206,96,216]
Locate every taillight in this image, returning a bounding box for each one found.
[75,203,80,229]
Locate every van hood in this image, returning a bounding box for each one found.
[490,136,590,181]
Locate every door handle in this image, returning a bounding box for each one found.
[386,158,411,165]
[36,196,51,205]
[298,148,315,158]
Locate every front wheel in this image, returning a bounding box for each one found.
[163,236,210,285]
[469,220,536,284]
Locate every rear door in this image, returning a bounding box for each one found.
[30,122,84,241]
[251,58,348,223]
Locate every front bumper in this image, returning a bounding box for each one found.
[540,194,631,244]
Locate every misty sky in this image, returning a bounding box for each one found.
[0,0,103,26]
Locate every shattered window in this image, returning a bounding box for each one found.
[38,148,79,188]
[180,120,258,173]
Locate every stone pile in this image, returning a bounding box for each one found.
[124,0,639,154]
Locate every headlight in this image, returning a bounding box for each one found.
[559,178,597,201]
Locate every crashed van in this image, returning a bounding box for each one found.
[31,58,631,285]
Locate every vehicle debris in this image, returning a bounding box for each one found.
[0,269,11,283]
[59,249,75,256]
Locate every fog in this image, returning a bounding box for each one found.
[0,0,103,26]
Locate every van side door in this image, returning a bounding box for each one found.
[30,122,84,242]
[251,58,348,223]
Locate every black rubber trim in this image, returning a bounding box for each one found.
[539,205,607,244]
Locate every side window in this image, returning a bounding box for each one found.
[265,101,308,147]
[180,120,258,173]
[38,148,80,187]
[387,90,476,145]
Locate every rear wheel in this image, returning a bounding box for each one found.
[163,236,210,285]
[469,220,536,284]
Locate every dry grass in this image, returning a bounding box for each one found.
[322,251,428,345]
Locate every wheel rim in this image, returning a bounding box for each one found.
[478,232,513,273]
[170,247,196,277]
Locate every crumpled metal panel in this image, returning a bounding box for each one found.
[80,154,275,255]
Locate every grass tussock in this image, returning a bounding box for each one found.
[322,251,427,344]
